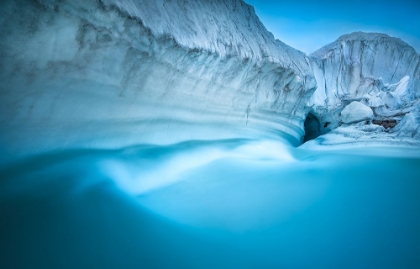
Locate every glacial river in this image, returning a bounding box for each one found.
[1,139,419,268]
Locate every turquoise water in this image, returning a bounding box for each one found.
[1,139,419,268]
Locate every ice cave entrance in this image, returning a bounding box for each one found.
[303,112,321,143]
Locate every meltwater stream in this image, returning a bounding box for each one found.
[1,139,419,268]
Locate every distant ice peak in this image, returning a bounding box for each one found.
[311,31,416,59]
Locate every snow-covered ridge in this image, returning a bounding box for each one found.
[0,0,316,160]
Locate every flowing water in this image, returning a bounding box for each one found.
[1,139,419,268]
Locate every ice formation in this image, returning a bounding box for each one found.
[0,1,419,161]
[0,0,316,162]
[305,32,420,148]
[340,102,373,124]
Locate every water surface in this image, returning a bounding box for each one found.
[1,139,419,268]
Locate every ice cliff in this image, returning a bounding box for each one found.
[0,0,316,161]
[305,32,420,147]
[1,1,419,161]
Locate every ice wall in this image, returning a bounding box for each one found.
[2,1,420,158]
[307,32,420,144]
[0,0,316,160]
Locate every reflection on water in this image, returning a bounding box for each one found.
[1,139,420,268]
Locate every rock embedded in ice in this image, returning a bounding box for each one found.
[341,102,374,124]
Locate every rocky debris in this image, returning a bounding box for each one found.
[372,119,398,129]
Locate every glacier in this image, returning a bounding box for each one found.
[0,0,316,163]
[1,0,420,268]
[305,32,420,148]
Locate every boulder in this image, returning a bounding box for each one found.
[341,101,374,124]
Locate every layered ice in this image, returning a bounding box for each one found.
[1,1,420,159]
[0,0,316,162]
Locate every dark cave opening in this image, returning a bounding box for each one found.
[303,112,321,143]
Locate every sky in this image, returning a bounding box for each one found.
[244,0,420,55]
